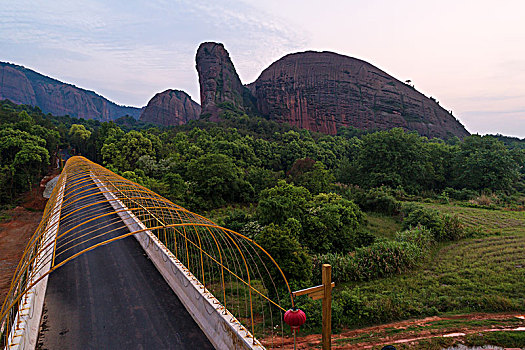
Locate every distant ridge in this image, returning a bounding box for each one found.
[0,62,141,121]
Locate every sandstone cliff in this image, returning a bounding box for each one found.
[0,65,37,106]
[195,43,469,139]
[139,89,201,126]
[249,51,468,138]
[0,62,141,121]
[196,42,254,120]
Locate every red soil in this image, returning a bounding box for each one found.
[265,313,525,349]
[0,174,58,304]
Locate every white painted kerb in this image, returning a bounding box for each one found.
[4,174,66,350]
[91,175,265,350]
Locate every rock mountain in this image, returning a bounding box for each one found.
[0,62,141,121]
[196,42,469,139]
[1,43,470,139]
[139,89,200,126]
[196,43,255,121]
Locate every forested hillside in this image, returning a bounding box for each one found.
[24,102,520,208]
[0,62,142,121]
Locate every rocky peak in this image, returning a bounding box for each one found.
[196,42,251,120]
[139,89,201,126]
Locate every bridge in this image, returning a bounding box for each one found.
[1,156,296,349]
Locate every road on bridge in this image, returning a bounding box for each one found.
[37,175,213,349]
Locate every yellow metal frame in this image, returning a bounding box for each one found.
[0,156,294,348]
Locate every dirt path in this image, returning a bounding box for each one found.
[0,174,58,304]
[267,313,525,349]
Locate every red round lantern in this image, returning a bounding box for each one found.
[284,308,306,331]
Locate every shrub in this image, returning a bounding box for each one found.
[354,187,401,215]
[472,295,516,312]
[402,207,446,241]
[402,205,466,242]
[395,225,435,250]
[362,293,427,324]
[295,296,345,331]
[463,225,484,238]
[311,253,352,284]
[388,186,411,201]
[442,214,466,241]
[469,193,499,207]
[465,331,525,348]
[442,187,478,201]
[295,297,322,330]
[337,289,371,324]
[400,202,424,217]
[348,240,422,281]
[313,240,424,283]
[335,288,439,328]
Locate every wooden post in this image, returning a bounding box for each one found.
[322,264,332,350]
[291,264,334,350]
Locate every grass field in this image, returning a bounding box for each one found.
[422,202,525,235]
[339,202,525,325]
[365,212,402,239]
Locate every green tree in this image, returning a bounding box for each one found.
[257,181,312,225]
[186,153,253,208]
[95,122,124,162]
[0,128,49,197]
[256,223,312,286]
[31,125,60,155]
[13,110,34,132]
[13,143,50,185]
[68,124,91,154]
[163,172,188,204]
[453,135,521,191]
[121,169,170,198]
[245,166,281,197]
[353,128,434,192]
[102,130,154,171]
[288,158,334,194]
[423,140,454,190]
[302,193,367,253]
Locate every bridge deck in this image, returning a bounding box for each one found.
[37,175,213,349]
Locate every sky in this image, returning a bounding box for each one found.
[1,0,524,137]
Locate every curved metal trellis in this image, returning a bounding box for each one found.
[1,156,295,349]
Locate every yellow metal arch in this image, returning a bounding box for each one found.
[1,156,294,348]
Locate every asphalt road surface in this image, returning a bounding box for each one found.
[37,175,213,349]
